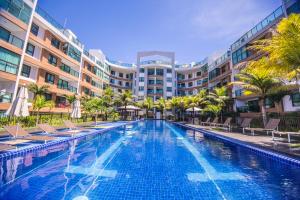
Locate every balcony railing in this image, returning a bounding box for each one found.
[231,6,284,51]
[140,60,171,65]
[0,59,18,75]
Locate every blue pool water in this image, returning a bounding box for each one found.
[0,120,300,200]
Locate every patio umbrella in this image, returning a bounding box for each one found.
[71,99,81,119]
[6,85,29,117]
[118,105,140,110]
[186,107,202,124]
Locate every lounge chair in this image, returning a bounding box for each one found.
[63,120,90,132]
[240,118,252,134]
[244,118,280,136]
[208,117,219,127]
[0,144,16,151]
[215,117,232,131]
[201,117,211,126]
[3,125,56,144]
[38,123,81,137]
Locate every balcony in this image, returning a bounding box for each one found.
[231,6,284,51]
[0,0,32,24]
[237,105,260,113]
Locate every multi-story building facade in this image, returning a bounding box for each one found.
[0,0,299,115]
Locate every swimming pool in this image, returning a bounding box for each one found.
[0,120,300,200]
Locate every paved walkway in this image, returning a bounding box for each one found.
[185,123,300,159]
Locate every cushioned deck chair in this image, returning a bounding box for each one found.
[240,118,252,134]
[0,144,15,151]
[215,117,232,131]
[201,117,211,126]
[244,118,280,136]
[208,117,219,127]
[38,123,82,137]
[63,120,90,132]
[3,125,56,145]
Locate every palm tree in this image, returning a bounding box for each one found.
[32,95,54,125]
[208,86,229,121]
[167,97,179,120]
[28,83,49,99]
[253,14,300,90]
[143,97,154,118]
[204,104,222,118]
[187,95,200,124]
[82,97,104,123]
[64,94,77,119]
[103,87,114,120]
[117,90,133,120]
[177,96,189,121]
[230,60,284,125]
[155,97,166,119]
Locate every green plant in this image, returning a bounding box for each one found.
[32,95,54,125]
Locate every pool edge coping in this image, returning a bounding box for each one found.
[172,122,300,167]
[0,120,140,160]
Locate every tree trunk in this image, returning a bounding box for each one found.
[261,101,267,127]
[36,111,40,125]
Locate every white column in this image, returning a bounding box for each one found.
[10,0,38,102]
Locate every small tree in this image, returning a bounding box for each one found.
[143,97,154,118]
[32,95,54,125]
[155,97,166,119]
[230,58,284,126]
[64,94,77,119]
[167,97,179,120]
[117,90,133,120]
[28,83,49,98]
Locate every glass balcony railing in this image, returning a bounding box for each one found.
[231,6,284,51]
[0,59,18,74]
[140,60,171,65]
[106,58,134,67]
[36,6,83,49]
[0,0,32,24]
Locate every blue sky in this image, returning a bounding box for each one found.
[38,0,282,64]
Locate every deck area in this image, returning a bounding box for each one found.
[185,123,300,159]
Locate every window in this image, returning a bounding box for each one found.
[167,69,172,73]
[111,70,115,76]
[118,81,122,86]
[60,64,79,77]
[188,82,193,87]
[196,71,201,77]
[0,27,10,42]
[0,0,32,24]
[126,74,129,79]
[265,98,274,108]
[85,75,91,83]
[232,46,249,65]
[119,73,123,78]
[58,79,69,90]
[139,86,144,91]
[188,74,192,79]
[167,87,172,92]
[87,64,92,71]
[51,37,60,49]
[148,69,155,75]
[0,47,20,74]
[44,93,52,101]
[21,65,31,78]
[139,68,144,73]
[139,77,144,82]
[291,93,300,107]
[148,80,155,85]
[48,54,57,66]
[167,78,172,82]
[63,43,81,62]
[110,79,115,84]
[178,74,184,80]
[125,82,130,87]
[26,43,35,56]
[197,80,202,85]
[156,69,164,76]
[156,80,163,85]
[45,73,55,84]
[31,23,39,36]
